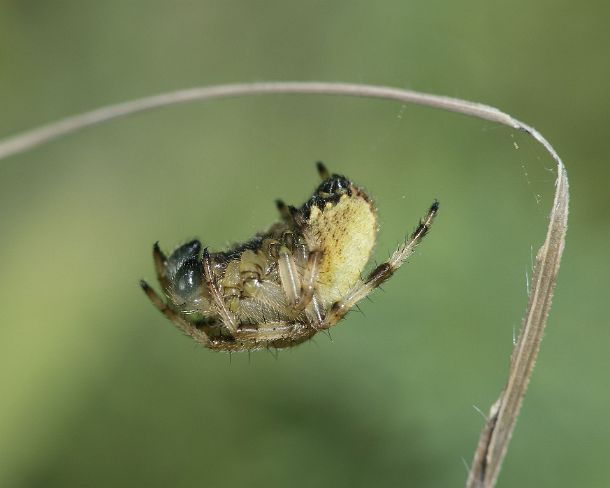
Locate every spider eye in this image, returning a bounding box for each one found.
[166,239,201,278]
[173,258,202,299]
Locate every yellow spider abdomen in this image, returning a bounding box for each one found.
[304,190,377,306]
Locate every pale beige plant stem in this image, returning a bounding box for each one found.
[0,82,569,488]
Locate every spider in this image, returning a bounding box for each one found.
[140,162,438,352]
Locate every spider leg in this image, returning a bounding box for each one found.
[275,199,292,221]
[278,246,302,306]
[237,321,311,342]
[295,250,322,312]
[206,321,317,352]
[321,200,439,328]
[294,249,324,327]
[316,161,330,180]
[305,294,324,327]
[276,199,309,229]
[140,280,210,346]
[202,248,239,335]
[152,242,169,291]
[277,244,323,324]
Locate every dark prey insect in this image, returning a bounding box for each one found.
[140,162,438,352]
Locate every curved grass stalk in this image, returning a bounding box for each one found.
[0,82,569,488]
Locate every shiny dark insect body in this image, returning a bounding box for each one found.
[141,162,438,352]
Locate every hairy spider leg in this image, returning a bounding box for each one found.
[275,199,292,222]
[140,280,210,346]
[206,323,317,352]
[141,274,314,352]
[275,232,324,324]
[289,249,325,327]
[236,321,314,342]
[316,161,330,180]
[296,250,322,311]
[202,248,239,334]
[152,242,169,292]
[274,162,332,325]
[278,245,302,306]
[321,200,439,328]
[275,155,329,227]
[278,218,325,324]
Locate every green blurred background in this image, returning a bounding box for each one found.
[0,1,607,487]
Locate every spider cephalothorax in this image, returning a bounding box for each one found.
[141,162,438,352]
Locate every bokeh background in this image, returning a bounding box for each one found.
[0,1,607,487]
